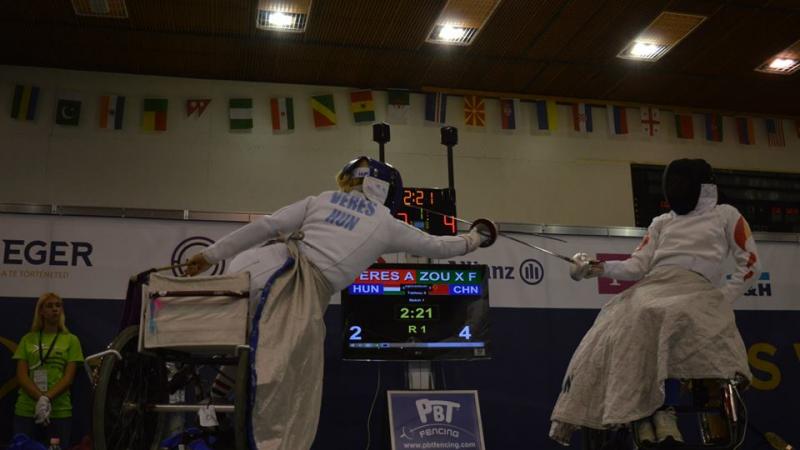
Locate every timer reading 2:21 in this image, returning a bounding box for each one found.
[394,188,457,235]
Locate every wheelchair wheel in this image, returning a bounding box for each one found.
[92,325,168,450]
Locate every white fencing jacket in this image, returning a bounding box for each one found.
[603,184,761,302]
[203,190,475,291]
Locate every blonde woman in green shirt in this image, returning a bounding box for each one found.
[12,292,84,446]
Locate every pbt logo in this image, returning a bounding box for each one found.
[415,399,460,424]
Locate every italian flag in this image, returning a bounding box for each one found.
[229,98,253,130]
[270,97,294,131]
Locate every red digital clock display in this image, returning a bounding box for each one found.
[394,188,457,236]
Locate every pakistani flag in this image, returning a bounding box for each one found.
[229,98,253,130]
[55,96,82,126]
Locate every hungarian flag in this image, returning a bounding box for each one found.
[765,118,785,147]
[535,100,558,131]
[424,93,447,124]
[350,90,375,123]
[142,98,168,131]
[674,113,694,139]
[571,103,593,132]
[464,95,485,127]
[186,99,211,117]
[640,107,660,137]
[607,105,628,135]
[55,95,82,126]
[270,97,295,131]
[704,113,723,142]
[735,117,755,145]
[387,89,410,124]
[11,85,39,121]
[311,94,336,127]
[99,95,125,130]
[499,98,518,130]
[229,98,253,130]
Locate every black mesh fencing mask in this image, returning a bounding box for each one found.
[662,159,714,215]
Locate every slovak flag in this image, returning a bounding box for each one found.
[571,103,593,132]
[641,106,660,137]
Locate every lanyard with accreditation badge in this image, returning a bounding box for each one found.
[31,330,60,392]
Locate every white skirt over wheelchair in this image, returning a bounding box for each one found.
[550,265,752,440]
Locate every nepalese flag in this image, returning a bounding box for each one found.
[229,98,253,130]
[499,98,518,130]
[350,90,375,123]
[142,98,168,131]
[640,106,660,137]
[311,94,336,128]
[765,118,785,147]
[674,113,694,139]
[464,95,485,127]
[186,99,211,117]
[55,95,82,126]
[270,97,294,131]
[571,103,593,132]
[99,95,125,130]
[386,89,410,124]
[424,93,447,124]
[11,85,40,121]
[606,105,628,135]
[735,117,755,145]
[535,100,557,130]
[704,113,723,142]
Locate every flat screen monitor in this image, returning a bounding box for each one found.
[342,263,490,361]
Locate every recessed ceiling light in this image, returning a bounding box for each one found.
[427,0,501,46]
[71,0,128,18]
[756,39,800,75]
[256,0,312,33]
[617,11,706,62]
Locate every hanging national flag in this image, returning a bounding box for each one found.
[350,90,375,123]
[142,98,168,131]
[270,97,295,131]
[387,89,411,124]
[535,100,558,131]
[796,119,800,139]
[674,113,694,139]
[186,99,211,117]
[11,85,40,121]
[704,113,723,142]
[765,118,785,147]
[424,93,447,124]
[311,94,336,128]
[571,103,593,132]
[640,107,660,137]
[99,95,125,130]
[499,98,518,130]
[607,105,628,135]
[55,95,82,126]
[229,98,253,130]
[464,96,486,127]
[735,117,755,145]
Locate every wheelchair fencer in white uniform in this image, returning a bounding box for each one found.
[185,156,497,450]
[552,159,758,448]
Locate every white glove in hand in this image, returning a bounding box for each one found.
[34,395,51,425]
[569,252,603,281]
[465,228,483,252]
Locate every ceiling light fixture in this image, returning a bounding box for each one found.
[256,0,312,33]
[427,0,501,46]
[617,11,706,62]
[756,39,800,75]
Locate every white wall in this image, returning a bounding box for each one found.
[2,65,799,227]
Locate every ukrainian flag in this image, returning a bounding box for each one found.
[11,85,40,121]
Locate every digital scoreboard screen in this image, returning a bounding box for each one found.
[342,263,490,361]
[394,188,457,236]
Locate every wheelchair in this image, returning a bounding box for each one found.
[84,271,252,450]
[583,378,748,450]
